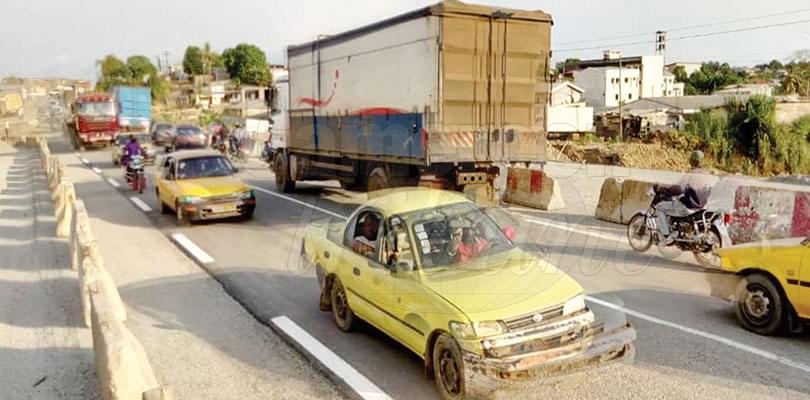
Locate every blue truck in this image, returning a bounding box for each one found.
[112,86,151,133]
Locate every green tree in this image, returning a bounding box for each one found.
[554,58,581,74]
[781,62,810,96]
[688,62,743,94]
[126,55,157,84]
[672,66,698,95]
[183,46,204,75]
[95,54,131,91]
[221,43,270,85]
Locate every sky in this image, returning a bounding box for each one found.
[1,0,809,81]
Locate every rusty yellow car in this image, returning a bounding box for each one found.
[302,188,635,399]
[712,237,810,335]
[154,150,255,225]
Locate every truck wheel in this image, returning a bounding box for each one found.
[735,273,786,336]
[433,334,468,400]
[367,167,390,192]
[274,153,295,193]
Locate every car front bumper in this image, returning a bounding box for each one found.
[458,309,636,393]
[179,199,255,221]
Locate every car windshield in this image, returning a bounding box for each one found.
[116,134,150,145]
[176,156,234,180]
[154,123,173,132]
[401,202,513,269]
[176,126,203,136]
[78,101,115,117]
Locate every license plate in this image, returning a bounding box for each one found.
[210,203,236,213]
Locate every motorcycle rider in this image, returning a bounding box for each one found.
[123,135,142,181]
[230,123,248,154]
[656,150,719,245]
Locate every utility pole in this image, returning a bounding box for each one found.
[154,55,162,73]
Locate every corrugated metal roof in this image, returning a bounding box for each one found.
[602,95,750,114]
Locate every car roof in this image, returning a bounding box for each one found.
[167,149,224,161]
[363,187,470,216]
[176,124,201,129]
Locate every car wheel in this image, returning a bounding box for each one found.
[367,166,390,192]
[175,201,191,226]
[274,153,295,193]
[158,191,171,214]
[433,334,468,400]
[242,208,254,221]
[330,278,354,332]
[627,213,653,252]
[735,273,786,336]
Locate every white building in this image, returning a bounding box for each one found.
[574,67,641,108]
[663,72,685,97]
[715,83,774,97]
[546,82,593,134]
[666,61,702,77]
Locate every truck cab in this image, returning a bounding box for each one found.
[69,93,118,149]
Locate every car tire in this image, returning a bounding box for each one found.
[367,166,390,193]
[735,273,786,336]
[433,334,468,400]
[242,208,254,221]
[330,278,354,332]
[274,153,295,193]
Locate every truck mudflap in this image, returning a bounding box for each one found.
[461,316,635,387]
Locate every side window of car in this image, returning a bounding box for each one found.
[384,217,415,270]
[348,210,383,261]
[164,158,175,180]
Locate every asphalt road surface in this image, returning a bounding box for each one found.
[52,136,810,400]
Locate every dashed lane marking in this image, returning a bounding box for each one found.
[129,196,152,212]
[271,316,392,400]
[91,167,102,174]
[106,178,121,188]
[80,157,90,164]
[170,233,215,264]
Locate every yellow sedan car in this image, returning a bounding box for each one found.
[302,188,635,399]
[713,238,810,335]
[154,150,256,225]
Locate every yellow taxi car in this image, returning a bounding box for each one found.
[302,188,635,399]
[713,237,810,335]
[154,150,255,225]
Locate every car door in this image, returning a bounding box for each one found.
[797,237,810,317]
[380,217,432,354]
[157,157,176,207]
[338,209,398,333]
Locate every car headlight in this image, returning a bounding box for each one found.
[449,320,507,339]
[180,195,204,204]
[237,190,254,200]
[563,294,586,315]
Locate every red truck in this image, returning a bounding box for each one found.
[68,93,118,149]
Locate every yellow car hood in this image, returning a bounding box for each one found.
[420,248,583,322]
[175,176,249,197]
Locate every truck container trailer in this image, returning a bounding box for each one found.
[112,86,152,132]
[272,0,552,198]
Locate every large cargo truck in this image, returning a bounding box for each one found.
[272,0,552,197]
[67,93,118,149]
[0,91,24,117]
[112,86,151,133]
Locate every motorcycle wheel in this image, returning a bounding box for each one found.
[627,213,653,252]
[137,176,145,194]
[693,229,722,268]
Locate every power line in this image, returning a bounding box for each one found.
[554,17,810,53]
[554,7,810,46]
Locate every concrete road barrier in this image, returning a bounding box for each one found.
[730,185,801,243]
[503,167,566,211]
[594,178,623,223]
[620,180,655,224]
[55,181,77,238]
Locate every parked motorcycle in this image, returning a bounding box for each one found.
[626,185,732,268]
[125,154,146,194]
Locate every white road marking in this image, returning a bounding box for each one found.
[586,295,810,374]
[106,178,120,188]
[271,316,392,400]
[525,217,625,244]
[171,233,215,264]
[249,185,347,219]
[92,167,102,174]
[129,196,152,212]
[80,157,90,164]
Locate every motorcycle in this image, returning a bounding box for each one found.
[626,185,732,268]
[125,154,146,194]
[211,135,227,154]
[228,136,251,165]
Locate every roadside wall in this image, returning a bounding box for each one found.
[36,138,172,400]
